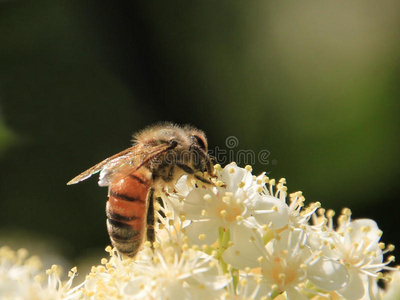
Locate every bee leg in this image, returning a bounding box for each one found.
[194,174,212,185]
[174,162,213,185]
[174,162,195,174]
[146,187,155,247]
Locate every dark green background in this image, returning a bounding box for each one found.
[1,1,399,267]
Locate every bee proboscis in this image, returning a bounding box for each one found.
[67,123,214,257]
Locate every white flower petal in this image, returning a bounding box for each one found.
[250,194,289,229]
[347,219,381,245]
[269,228,306,255]
[124,278,149,298]
[285,287,309,300]
[185,220,219,245]
[307,258,349,291]
[223,225,265,269]
[182,189,213,218]
[337,268,366,300]
[220,163,253,192]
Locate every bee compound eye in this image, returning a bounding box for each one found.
[192,135,206,150]
[169,140,178,148]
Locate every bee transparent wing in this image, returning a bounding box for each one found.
[67,146,137,185]
[67,142,173,186]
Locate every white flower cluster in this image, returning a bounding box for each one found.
[0,246,81,299]
[1,163,398,299]
[160,163,398,299]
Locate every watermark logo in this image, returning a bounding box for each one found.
[209,136,276,166]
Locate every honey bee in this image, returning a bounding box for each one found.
[67,123,214,257]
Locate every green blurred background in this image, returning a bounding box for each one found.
[1,1,399,270]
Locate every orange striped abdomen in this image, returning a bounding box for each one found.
[106,172,151,257]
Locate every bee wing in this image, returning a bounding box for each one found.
[67,146,138,185]
[67,142,173,186]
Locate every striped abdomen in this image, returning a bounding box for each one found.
[106,172,151,257]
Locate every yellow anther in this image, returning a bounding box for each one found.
[214,164,221,171]
[254,277,263,284]
[256,186,263,193]
[201,209,208,216]
[342,208,352,216]
[198,234,206,241]
[298,282,306,290]
[222,196,231,203]
[245,165,252,172]
[220,210,228,217]
[361,226,371,233]
[326,209,335,218]
[203,194,212,203]
[236,215,243,222]
[229,167,235,174]
[240,278,248,286]
[98,266,105,273]
[216,180,225,187]
[363,250,372,256]
[238,181,245,188]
